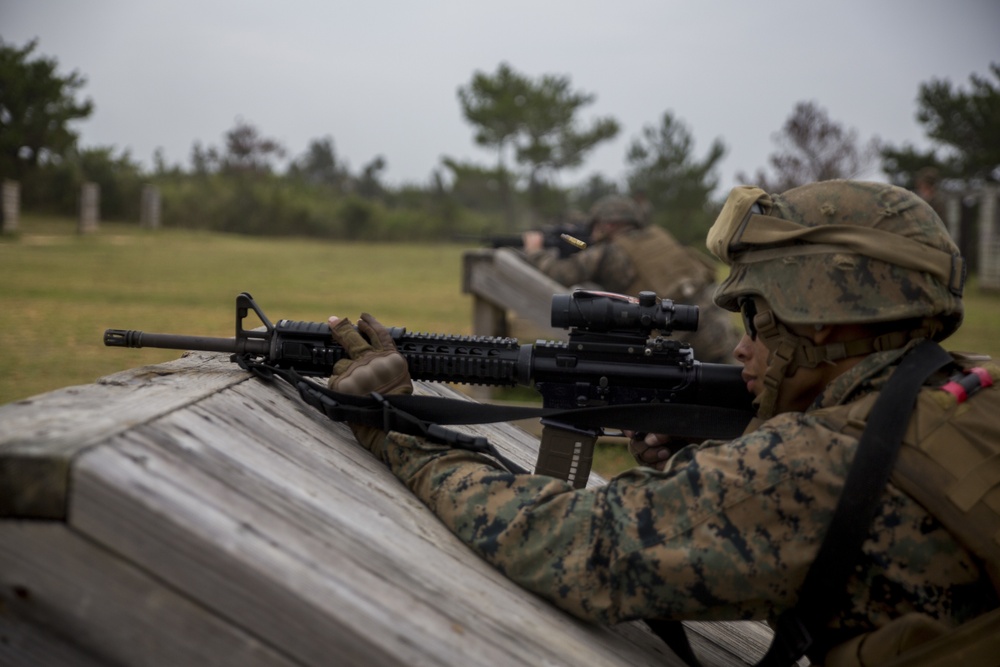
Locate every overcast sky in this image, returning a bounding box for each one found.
[3,1,998,194]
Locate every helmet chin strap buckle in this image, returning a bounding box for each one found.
[755,306,831,418]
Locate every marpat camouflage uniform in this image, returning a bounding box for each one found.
[364,343,999,636]
[329,181,999,664]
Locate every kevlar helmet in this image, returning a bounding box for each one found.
[589,195,645,228]
[709,180,964,336]
[706,179,966,417]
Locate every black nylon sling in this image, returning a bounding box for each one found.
[758,340,953,666]
[646,340,953,667]
[242,358,754,450]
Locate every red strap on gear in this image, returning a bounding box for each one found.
[971,366,994,387]
[940,367,993,403]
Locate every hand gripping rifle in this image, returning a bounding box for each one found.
[458,220,592,259]
[105,290,754,487]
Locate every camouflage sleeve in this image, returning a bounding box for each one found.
[371,415,845,624]
[372,411,992,631]
[526,244,627,289]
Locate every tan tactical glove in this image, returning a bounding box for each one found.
[327,312,412,454]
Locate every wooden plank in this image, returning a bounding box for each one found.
[462,248,572,340]
[0,351,247,519]
[460,248,495,295]
[1,351,787,665]
[471,293,508,338]
[67,375,680,666]
[0,522,295,666]
[0,607,108,667]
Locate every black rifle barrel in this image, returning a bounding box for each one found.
[103,325,526,385]
[103,330,270,356]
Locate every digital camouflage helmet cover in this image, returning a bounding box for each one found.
[707,179,965,416]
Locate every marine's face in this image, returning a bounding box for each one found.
[734,296,766,397]
[733,296,835,415]
[734,332,768,399]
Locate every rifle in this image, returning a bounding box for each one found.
[459,221,592,259]
[104,290,754,487]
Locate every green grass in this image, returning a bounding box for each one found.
[1,215,474,406]
[947,275,1000,357]
[4,214,999,479]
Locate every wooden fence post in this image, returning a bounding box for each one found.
[78,182,100,234]
[943,194,962,247]
[979,184,1000,291]
[1,180,19,234]
[140,185,161,229]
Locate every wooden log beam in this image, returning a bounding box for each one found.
[462,248,575,340]
[0,351,782,666]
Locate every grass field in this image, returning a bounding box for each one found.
[3,214,998,477]
[1,215,477,404]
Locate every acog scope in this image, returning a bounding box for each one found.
[550,290,699,333]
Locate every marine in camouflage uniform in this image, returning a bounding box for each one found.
[523,195,741,364]
[914,166,948,224]
[328,180,1000,666]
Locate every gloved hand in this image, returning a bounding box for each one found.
[327,312,412,454]
[624,431,693,471]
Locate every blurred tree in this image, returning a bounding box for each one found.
[337,195,375,240]
[879,146,942,189]
[287,136,352,191]
[625,111,726,244]
[457,62,619,226]
[737,101,880,192]
[457,63,531,229]
[0,38,93,180]
[439,157,507,213]
[189,140,217,176]
[152,147,183,178]
[571,173,619,213]
[356,155,387,199]
[882,63,1000,186]
[428,169,460,235]
[219,118,286,176]
[516,72,619,217]
[20,144,144,218]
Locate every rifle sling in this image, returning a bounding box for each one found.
[240,357,753,463]
[386,393,754,440]
[645,341,953,667]
[249,359,754,439]
[757,340,954,666]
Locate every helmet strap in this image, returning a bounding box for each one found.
[754,310,799,419]
[752,306,939,418]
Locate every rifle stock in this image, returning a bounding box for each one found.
[105,290,754,486]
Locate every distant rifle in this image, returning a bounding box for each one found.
[105,290,754,487]
[460,221,592,259]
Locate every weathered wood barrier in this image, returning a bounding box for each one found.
[0,351,785,666]
[462,247,581,342]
